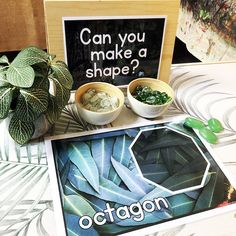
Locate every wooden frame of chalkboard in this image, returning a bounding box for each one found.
[44,0,180,89]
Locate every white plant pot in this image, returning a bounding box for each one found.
[2,113,51,143]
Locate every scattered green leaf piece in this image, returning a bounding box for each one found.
[9,114,35,145]
[0,87,13,119]
[199,127,218,144]
[208,118,224,133]
[184,117,205,129]
[45,95,62,124]
[6,65,35,88]
[50,63,73,89]
[11,46,49,67]
[14,95,41,122]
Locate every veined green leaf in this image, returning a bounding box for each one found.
[161,171,205,192]
[55,60,67,67]
[14,95,40,122]
[111,157,152,195]
[0,55,9,64]
[6,65,35,88]
[11,46,49,67]
[50,63,73,89]
[0,71,10,87]
[50,75,70,108]
[68,142,100,193]
[194,169,225,210]
[20,88,48,113]
[64,194,96,217]
[45,95,62,124]
[91,137,114,178]
[32,76,50,91]
[8,114,34,145]
[0,87,13,119]
[168,194,195,217]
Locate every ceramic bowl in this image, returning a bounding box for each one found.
[75,82,124,125]
[127,78,174,118]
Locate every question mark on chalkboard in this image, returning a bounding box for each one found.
[131,59,139,74]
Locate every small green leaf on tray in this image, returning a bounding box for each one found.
[208,118,224,133]
[184,117,205,129]
[199,127,218,144]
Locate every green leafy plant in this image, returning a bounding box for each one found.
[0,46,73,145]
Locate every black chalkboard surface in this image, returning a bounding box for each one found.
[63,16,166,89]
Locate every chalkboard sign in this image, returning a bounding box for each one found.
[44,0,180,88]
[63,16,166,88]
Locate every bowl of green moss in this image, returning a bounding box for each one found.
[127,78,174,118]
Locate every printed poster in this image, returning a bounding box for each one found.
[63,16,166,88]
[45,121,236,236]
